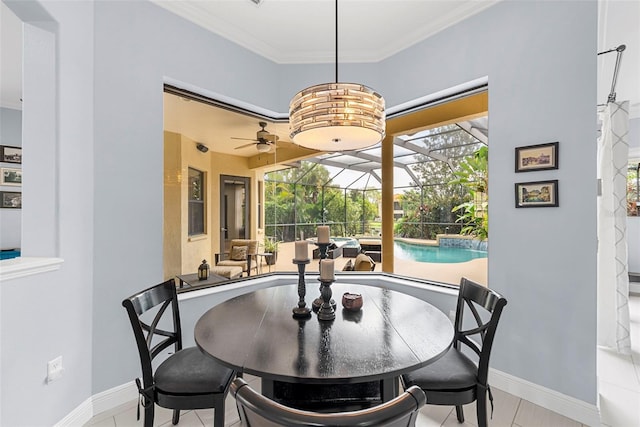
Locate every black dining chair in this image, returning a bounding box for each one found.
[401,277,507,427]
[231,377,426,427]
[122,279,235,427]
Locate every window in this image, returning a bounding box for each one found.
[188,167,205,235]
[629,161,640,216]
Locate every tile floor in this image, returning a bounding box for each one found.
[86,295,640,427]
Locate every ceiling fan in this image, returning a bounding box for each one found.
[233,121,279,153]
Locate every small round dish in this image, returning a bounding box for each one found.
[342,292,363,311]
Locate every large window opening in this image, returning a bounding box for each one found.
[163,87,488,288]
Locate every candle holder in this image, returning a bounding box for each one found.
[292,259,311,319]
[316,242,331,260]
[316,278,336,321]
[313,242,335,311]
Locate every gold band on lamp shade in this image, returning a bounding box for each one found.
[289,82,385,151]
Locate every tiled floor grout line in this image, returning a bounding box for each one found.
[512,397,523,426]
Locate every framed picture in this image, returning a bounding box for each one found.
[1,168,22,186]
[0,145,22,164]
[515,142,558,172]
[0,191,21,209]
[515,180,558,208]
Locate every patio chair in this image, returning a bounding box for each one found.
[216,239,258,276]
[353,251,376,271]
[122,279,235,427]
[401,277,507,427]
[231,377,426,427]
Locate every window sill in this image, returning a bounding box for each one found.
[0,257,64,282]
[188,234,208,242]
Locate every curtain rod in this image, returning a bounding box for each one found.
[598,44,626,104]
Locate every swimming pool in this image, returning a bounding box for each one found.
[394,241,487,263]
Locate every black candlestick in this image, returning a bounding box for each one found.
[313,242,335,311]
[316,278,336,321]
[292,259,311,319]
[316,242,330,260]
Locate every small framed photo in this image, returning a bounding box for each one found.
[515,180,558,208]
[0,191,21,209]
[1,168,22,186]
[0,145,22,164]
[515,142,558,172]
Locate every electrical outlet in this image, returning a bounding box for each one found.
[47,356,63,383]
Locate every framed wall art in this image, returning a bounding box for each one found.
[515,142,558,172]
[515,180,558,208]
[0,145,22,164]
[1,168,22,186]
[0,191,21,209]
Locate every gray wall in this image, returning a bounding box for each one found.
[91,0,281,396]
[0,0,598,425]
[279,0,599,402]
[2,1,94,425]
[0,107,21,249]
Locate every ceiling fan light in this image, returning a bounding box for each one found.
[256,142,271,153]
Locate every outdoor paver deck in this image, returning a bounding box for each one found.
[262,241,487,286]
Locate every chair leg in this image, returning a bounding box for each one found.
[455,405,465,423]
[476,392,488,427]
[214,397,225,427]
[143,403,154,427]
[172,409,180,425]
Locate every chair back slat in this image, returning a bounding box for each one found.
[454,278,507,384]
[231,377,425,427]
[122,279,182,388]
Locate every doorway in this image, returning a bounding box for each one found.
[220,175,250,254]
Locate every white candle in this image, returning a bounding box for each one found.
[294,240,309,261]
[320,259,334,281]
[317,226,330,244]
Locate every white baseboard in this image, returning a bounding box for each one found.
[59,373,600,427]
[54,397,93,427]
[54,381,138,427]
[489,368,600,426]
[92,380,139,415]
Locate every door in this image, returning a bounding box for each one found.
[220,175,250,254]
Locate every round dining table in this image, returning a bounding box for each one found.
[194,282,454,403]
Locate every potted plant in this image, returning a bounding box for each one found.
[263,237,280,265]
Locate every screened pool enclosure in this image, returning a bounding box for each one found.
[264,117,488,243]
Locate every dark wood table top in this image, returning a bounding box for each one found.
[195,282,454,385]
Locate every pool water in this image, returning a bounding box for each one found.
[394,241,487,263]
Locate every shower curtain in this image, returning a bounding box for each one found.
[597,101,631,354]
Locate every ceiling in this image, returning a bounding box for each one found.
[150,0,501,64]
[1,0,638,152]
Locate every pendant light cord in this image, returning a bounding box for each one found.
[335,0,338,83]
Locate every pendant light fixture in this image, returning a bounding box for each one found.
[289,0,385,151]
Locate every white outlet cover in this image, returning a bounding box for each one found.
[47,356,63,383]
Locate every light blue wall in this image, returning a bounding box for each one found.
[631,117,640,152]
[1,1,94,425]
[0,107,21,249]
[0,107,21,144]
[91,0,282,395]
[0,0,598,425]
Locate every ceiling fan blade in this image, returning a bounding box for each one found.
[235,142,257,150]
[231,137,258,142]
